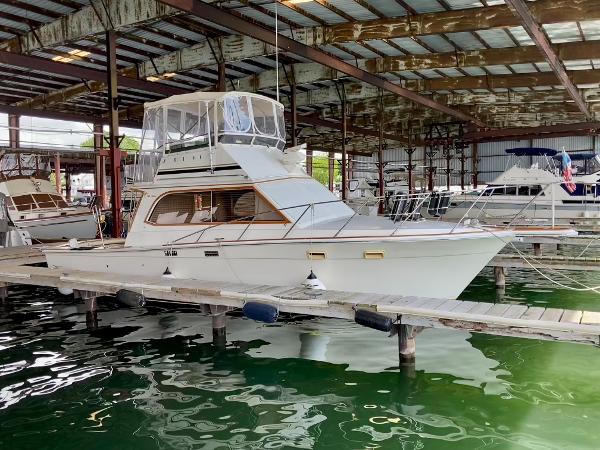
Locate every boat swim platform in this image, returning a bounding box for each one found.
[0,245,600,347]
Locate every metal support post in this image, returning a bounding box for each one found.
[472,143,479,189]
[341,101,348,200]
[65,166,71,202]
[328,151,335,192]
[106,30,122,238]
[378,92,385,214]
[8,114,19,148]
[93,123,105,208]
[53,153,61,194]
[217,61,226,92]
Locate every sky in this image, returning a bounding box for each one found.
[0,113,142,150]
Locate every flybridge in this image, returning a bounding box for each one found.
[134,92,287,184]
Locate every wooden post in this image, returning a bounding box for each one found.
[210,305,228,347]
[398,324,416,373]
[533,243,542,257]
[106,30,123,238]
[53,153,61,194]
[494,266,507,287]
[0,282,8,302]
[378,91,385,214]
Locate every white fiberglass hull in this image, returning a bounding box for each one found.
[15,212,97,241]
[439,198,600,226]
[45,231,509,299]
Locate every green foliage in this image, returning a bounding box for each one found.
[310,155,341,187]
[80,133,140,152]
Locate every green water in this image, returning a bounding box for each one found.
[1,266,600,449]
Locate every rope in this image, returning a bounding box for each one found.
[475,225,600,294]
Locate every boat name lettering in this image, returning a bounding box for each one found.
[164,249,178,256]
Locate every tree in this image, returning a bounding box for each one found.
[80,133,140,152]
[310,155,341,187]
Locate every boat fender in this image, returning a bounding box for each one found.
[301,270,326,290]
[58,287,74,296]
[243,302,278,324]
[354,309,393,332]
[116,289,146,308]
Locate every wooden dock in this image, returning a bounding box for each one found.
[1,244,600,348]
[489,254,600,271]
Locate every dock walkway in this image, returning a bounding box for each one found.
[1,244,600,346]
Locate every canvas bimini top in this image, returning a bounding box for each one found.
[505,147,558,157]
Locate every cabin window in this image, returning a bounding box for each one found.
[147,188,285,224]
[488,186,504,195]
[530,185,543,196]
[33,194,55,209]
[11,194,36,211]
[586,185,595,196]
[518,186,529,196]
[505,186,517,196]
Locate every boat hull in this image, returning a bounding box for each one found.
[45,232,509,299]
[15,212,97,241]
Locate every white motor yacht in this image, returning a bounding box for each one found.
[0,154,97,241]
[44,92,512,299]
[441,148,600,226]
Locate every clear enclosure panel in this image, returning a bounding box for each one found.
[251,96,277,136]
[0,154,50,179]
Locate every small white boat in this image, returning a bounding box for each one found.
[441,148,600,226]
[45,92,512,299]
[0,154,97,241]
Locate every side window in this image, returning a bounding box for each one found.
[12,194,36,211]
[148,192,196,224]
[530,185,542,196]
[505,186,517,196]
[148,189,286,224]
[518,186,529,196]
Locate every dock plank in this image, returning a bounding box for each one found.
[486,303,512,317]
[560,310,583,324]
[540,308,564,322]
[520,307,546,321]
[581,311,600,325]
[466,302,495,315]
[502,304,528,319]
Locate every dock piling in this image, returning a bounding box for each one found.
[210,305,229,347]
[74,290,99,330]
[533,243,542,256]
[494,266,507,288]
[398,324,416,365]
[0,283,8,301]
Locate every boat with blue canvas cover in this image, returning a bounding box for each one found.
[440,147,600,226]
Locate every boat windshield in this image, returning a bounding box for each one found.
[134,93,286,183]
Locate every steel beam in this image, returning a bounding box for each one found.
[504,0,590,118]
[0,51,187,97]
[464,122,600,142]
[106,31,122,238]
[158,0,484,126]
